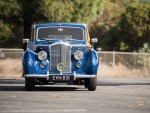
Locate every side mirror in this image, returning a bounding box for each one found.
[91,38,98,43]
[91,38,98,49]
[23,39,29,51]
[23,39,29,43]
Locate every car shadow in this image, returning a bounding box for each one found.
[0,85,87,92]
[0,79,86,91]
[1,78,150,91]
[34,86,82,91]
[97,81,150,86]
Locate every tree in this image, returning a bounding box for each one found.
[90,0,150,51]
[117,2,150,51]
[0,0,104,48]
[0,0,23,48]
[23,0,104,39]
[90,0,125,50]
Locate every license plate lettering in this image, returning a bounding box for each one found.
[51,76,72,81]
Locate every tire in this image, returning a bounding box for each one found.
[85,77,97,91]
[25,78,35,91]
[84,79,88,88]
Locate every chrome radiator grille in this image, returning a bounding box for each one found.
[50,43,71,72]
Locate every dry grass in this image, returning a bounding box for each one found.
[0,59,22,78]
[97,63,150,78]
[0,59,149,78]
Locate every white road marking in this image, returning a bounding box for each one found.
[1,109,87,112]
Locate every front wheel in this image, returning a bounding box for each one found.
[25,78,35,91]
[85,77,97,91]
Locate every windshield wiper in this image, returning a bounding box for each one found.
[39,38,59,40]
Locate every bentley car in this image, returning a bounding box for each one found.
[22,23,99,91]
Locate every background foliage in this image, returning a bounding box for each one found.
[90,0,150,51]
[23,0,103,39]
[0,0,23,48]
[0,0,150,52]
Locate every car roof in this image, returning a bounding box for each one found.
[33,23,87,28]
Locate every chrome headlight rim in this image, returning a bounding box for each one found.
[76,61,82,68]
[40,62,45,68]
[74,50,83,60]
[57,63,65,72]
[38,51,47,61]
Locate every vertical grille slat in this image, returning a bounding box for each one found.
[50,43,71,72]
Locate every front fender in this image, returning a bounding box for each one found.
[85,49,99,74]
[22,50,49,74]
[22,50,38,74]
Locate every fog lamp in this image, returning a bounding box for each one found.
[40,62,45,68]
[57,63,65,72]
[76,61,82,68]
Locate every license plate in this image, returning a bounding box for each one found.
[50,76,73,81]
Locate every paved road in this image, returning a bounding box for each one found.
[0,78,150,113]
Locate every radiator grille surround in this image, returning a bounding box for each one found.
[49,42,72,72]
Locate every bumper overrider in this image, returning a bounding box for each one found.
[25,71,96,81]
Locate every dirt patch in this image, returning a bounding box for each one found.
[97,63,150,78]
[0,59,22,78]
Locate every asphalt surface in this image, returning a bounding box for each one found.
[0,78,150,113]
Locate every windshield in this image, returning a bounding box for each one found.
[37,27,84,40]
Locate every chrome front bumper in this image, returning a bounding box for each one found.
[25,71,96,80]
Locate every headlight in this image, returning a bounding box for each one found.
[74,50,83,60]
[38,51,47,61]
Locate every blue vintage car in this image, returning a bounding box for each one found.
[22,23,99,91]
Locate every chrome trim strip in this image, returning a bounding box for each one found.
[35,43,86,47]
[25,74,96,80]
[49,41,72,47]
[25,71,49,80]
[36,26,84,41]
[23,49,37,55]
[49,42,72,72]
[49,74,73,76]
[71,44,86,47]
[75,75,96,78]
[25,74,48,78]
